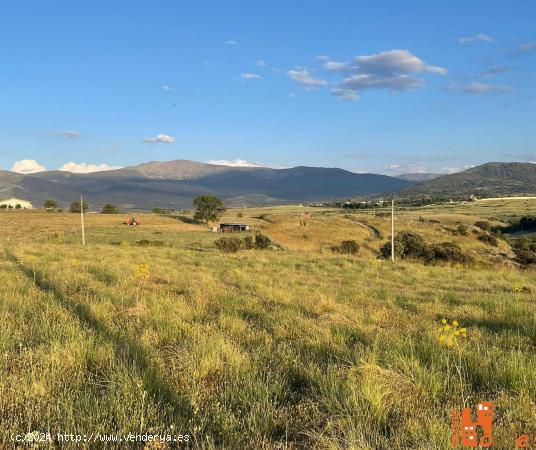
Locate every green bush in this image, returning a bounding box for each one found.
[514,249,536,266]
[456,224,469,236]
[380,232,471,265]
[215,237,243,253]
[380,232,431,260]
[135,239,165,247]
[243,236,255,249]
[477,234,498,246]
[474,220,491,231]
[331,240,360,255]
[255,233,272,249]
[430,242,472,263]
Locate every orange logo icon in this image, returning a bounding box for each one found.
[516,434,529,448]
[451,402,494,448]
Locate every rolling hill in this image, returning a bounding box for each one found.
[0,160,414,210]
[398,162,536,199]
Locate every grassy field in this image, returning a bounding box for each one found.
[0,200,535,449]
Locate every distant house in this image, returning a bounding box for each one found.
[0,198,33,209]
[219,223,249,233]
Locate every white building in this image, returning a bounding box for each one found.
[0,198,33,209]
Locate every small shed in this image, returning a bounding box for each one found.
[220,223,249,233]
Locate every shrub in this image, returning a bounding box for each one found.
[214,237,242,253]
[380,232,431,260]
[237,212,244,218]
[474,220,491,231]
[456,224,469,236]
[514,249,536,266]
[430,242,471,263]
[477,234,498,246]
[135,239,165,247]
[380,232,471,265]
[332,240,360,255]
[243,236,254,249]
[255,233,272,249]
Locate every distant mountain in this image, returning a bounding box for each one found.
[395,173,442,182]
[398,162,536,199]
[0,160,414,210]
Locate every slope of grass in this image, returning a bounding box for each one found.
[1,205,535,448]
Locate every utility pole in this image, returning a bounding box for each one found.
[391,199,394,262]
[80,195,86,247]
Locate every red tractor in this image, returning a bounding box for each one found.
[123,218,140,226]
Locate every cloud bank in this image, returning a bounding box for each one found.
[11,159,46,174]
[143,134,176,144]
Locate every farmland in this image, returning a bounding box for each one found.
[0,199,535,449]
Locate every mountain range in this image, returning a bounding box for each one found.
[0,160,413,210]
[0,160,534,210]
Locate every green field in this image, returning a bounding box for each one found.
[1,200,535,449]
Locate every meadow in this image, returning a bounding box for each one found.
[0,199,535,449]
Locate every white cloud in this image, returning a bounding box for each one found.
[341,73,424,91]
[241,72,262,80]
[58,162,121,173]
[324,60,351,72]
[331,88,359,101]
[439,166,461,174]
[207,159,263,167]
[256,59,267,67]
[326,49,445,100]
[287,69,327,86]
[353,50,447,76]
[11,159,46,174]
[162,84,174,91]
[55,130,80,138]
[481,65,511,78]
[519,41,536,54]
[458,33,494,44]
[225,40,237,45]
[462,82,511,94]
[385,163,427,174]
[143,134,176,144]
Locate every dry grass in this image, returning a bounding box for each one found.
[0,202,535,449]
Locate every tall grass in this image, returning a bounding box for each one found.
[0,208,535,448]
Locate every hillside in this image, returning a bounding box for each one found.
[398,162,536,199]
[0,160,413,210]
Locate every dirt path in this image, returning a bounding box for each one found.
[346,219,382,238]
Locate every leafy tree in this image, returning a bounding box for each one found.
[193,195,225,224]
[101,203,120,214]
[70,201,89,213]
[44,199,58,210]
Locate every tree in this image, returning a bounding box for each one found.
[101,203,120,214]
[70,201,89,213]
[44,199,58,211]
[193,195,225,224]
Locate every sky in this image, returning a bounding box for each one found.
[0,0,535,176]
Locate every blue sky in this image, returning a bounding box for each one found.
[0,0,535,175]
